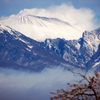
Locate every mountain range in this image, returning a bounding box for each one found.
[0,24,100,72]
[0,9,100,72]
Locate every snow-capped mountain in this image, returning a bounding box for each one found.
[0,24,100,71]
[0,24,68,71]
[0,9,82,41]
[44,28,100,70]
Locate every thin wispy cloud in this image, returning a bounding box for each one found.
[19,4,98,31]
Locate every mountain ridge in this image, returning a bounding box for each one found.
[0,24,100,71]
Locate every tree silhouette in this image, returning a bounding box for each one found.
[51,72,100,100]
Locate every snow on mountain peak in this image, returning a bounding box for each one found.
[0,9,83,41]
[0,24,23,39]
[82,28,100,53]
[0,24,13,34]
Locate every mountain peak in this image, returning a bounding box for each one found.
[0,9,82,41]
[18,8,35,16]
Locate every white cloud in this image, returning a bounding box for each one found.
[0,4,98,41]
[19,4,97,31]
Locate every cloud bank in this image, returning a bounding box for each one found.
[19,3,98,31]
[0,67,82,100]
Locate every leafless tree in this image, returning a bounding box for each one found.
[51,72,100,100]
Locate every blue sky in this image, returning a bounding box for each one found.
[0,0,100,21]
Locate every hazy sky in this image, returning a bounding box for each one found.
[0,0,99,16]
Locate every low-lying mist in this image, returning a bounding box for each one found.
[0,67,82,100]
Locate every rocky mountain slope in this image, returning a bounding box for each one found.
[0,24,100,71]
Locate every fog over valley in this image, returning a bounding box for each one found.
[0,67,82,100]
